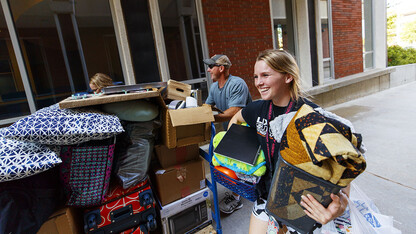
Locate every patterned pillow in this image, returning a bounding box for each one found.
[0,104,124,145]
[0,137,62,182]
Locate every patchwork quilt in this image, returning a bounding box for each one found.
[279,104,366,187]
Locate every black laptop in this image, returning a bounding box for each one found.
[213,124,261,166]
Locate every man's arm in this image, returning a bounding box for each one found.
[214,106,242,123]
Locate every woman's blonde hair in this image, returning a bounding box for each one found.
[256,49,305,101]
[89,73,113,91]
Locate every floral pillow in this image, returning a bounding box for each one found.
[0,104,124,145]
[0,137,62,182]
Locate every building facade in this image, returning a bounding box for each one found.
[0,0,387,125]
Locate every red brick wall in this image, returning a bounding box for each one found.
[201,0,273,99]
[331,0,363,78]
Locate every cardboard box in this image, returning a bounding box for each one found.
[37,207,83,234]
[155,144,200,168]
[165,80,192,101]
[195,224,217,234]
[154,158,206,206]
[162,104,213,149]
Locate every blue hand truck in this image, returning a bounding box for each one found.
[199,123,258,234]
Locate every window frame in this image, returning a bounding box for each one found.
[0,0,36,125]
[362,0,374,70]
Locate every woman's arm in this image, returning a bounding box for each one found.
[227,109,246,130]
[300,184,350,224]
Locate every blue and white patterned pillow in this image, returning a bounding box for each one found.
[0,104,124,145]
[0,137,62,182]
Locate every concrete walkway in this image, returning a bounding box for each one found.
[326,81,416,234]
[214,81,416,233]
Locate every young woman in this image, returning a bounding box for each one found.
[89,73,113,94]
[229,49,349,233]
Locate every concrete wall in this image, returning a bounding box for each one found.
[305,64,416,108]
[309,68,393,108]
[390,64,416,87]
[201,0,274,100]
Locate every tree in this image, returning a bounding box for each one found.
[401,20,416,45]
[388,45,416,66]
[387,13,397,45]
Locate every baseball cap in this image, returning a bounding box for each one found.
[203,54,232,67]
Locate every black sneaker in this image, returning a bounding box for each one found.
[219,192,243,214]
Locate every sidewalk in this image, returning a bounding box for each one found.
[213,81,416,233]
[326,81,416,233]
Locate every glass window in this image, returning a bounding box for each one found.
[362,0,373,69]
[158,0,207,100]
[272,0,296,56]
[121,0,160,83]
[159,0,205,81]
[8,0,123,109]
[0,3,30,120]
[320,0,333,80]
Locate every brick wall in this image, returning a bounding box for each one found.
[331,0,363,78]
[201,0,273,99]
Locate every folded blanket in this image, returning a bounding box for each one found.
[278,104,366,187]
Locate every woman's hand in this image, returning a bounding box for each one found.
[300,191,348,224]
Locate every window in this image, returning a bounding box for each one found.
[0,2,31,121]
[121,0,160,83]
[320,0,334,80]
[362,0,373,69]
[159,0,205,81]
[158,0,208,100]
[272,0,296,56]
[7,0,122,110]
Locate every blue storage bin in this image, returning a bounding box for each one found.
[210,164,258,202]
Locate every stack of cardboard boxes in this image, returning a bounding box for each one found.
[153,80,213,207]
[152,81,215,233]
[38,80,215,233]
[153,144,205,206]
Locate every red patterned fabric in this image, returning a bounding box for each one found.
[84,178,156,233]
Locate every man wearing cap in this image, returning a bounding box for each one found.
[203,54,252,214]
[204,54,252,130]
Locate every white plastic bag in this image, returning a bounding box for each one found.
[314,221,338,234]
[314,182,401,234]
[348,182,401,234]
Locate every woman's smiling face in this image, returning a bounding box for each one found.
[254,60,292,106]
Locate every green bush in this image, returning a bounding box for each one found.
[388,45,416,66]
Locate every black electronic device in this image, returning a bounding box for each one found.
[213,124,261,166]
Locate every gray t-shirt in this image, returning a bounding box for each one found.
[205,75,252,129]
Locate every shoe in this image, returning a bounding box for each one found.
[219,192,243,214]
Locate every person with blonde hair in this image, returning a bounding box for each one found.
[229,49,350,233]
[89,73,113,94]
